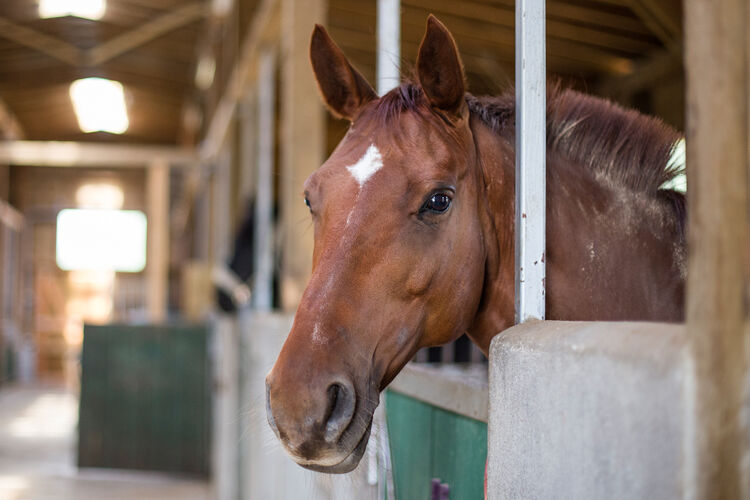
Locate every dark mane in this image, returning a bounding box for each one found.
[375,82,683,194]
[374,82,686,235]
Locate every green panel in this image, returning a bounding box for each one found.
[78,324,211,476]
[431,407,487,500]
[386,391,433,500]
[386,390,487,500]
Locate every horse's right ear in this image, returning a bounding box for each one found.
[310,25,377,121]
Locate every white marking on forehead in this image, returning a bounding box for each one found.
[346,143,383,188]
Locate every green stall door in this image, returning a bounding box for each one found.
[77,324,211,476]
[386,390,487,500]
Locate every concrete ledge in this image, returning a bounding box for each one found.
[487,321,685,499]
[389,363,488,422]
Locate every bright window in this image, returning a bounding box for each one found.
[56,209,147,272]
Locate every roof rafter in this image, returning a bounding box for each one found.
[596,48,681,99]
[0,95,24,140]
[626,0,681,54]
[0,3,207,69]
[0,16,80,65]
[87,2,208,65]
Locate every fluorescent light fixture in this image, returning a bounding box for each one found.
[69,78,129,134]
[76,183,124,209]
[39,0,106,20]
[212,0,232,17]
[195,55,216,90]
[56,209,147,272]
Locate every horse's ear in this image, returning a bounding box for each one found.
[310,25,377,121]
[416,15,466,116]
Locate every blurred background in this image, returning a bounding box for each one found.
[0,0,683,499]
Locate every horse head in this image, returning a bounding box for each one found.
[266,16,493,473]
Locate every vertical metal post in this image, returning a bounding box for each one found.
[515,0,546,323]
[253,49,276,311]
[377,0,400,95]
[212,148,232,265]
[239,95,256,210]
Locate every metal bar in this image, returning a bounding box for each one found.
[514,0,546,323]
[212,148,233,266]
[253,49,276,311]
[377,0,401,95]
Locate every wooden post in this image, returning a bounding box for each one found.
[683,0,748,497]
[147,160,170,322]
[514,0,546,323]
[254,49,276,311]
[279,0,326,311]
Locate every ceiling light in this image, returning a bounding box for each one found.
[212,0,232,17]
[39,0,106,20]
[69,78,129,134]
[75,183,124,209]
[195,55,216,90]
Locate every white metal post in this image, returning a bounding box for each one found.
[377,0,400,95]
[253,49,276,311]
[515,0,546,323]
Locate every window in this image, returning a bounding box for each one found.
[56,209,147,272]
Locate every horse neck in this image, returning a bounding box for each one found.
[465,114,517,353]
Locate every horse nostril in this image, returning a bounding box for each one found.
[323,381,355,443]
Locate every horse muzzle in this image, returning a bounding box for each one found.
[265,372,372,473]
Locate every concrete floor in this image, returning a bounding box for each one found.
[0,385,211,500]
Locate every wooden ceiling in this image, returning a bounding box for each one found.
[0,0,683,145]
[0,0,209,144]
[326,0,682,101]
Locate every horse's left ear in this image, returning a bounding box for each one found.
[417,15,466,116]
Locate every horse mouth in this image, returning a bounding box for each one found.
[297,420,373,474]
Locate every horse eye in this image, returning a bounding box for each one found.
[422,193,452,213]
[304,197,311,210]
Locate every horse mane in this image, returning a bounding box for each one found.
[375,82,686,236]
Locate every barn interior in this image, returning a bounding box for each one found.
[0,0,695,499]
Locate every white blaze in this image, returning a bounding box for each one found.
[347,144,383,188]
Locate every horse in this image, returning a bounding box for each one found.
[265,15,686,473]
[215,200,256,312]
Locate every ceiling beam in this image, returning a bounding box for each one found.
[0,4,206,68]
[0,16,80,65]
[626,0,681,54]
[0,198,24,231]
[87,2,208,65]
[0,141,197,167]
[596,49,681,100]
[0,96,24,140]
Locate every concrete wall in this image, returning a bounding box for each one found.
[487,321,685,499]
[215,311,385,500]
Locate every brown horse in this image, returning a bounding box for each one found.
[265,16,685,473]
